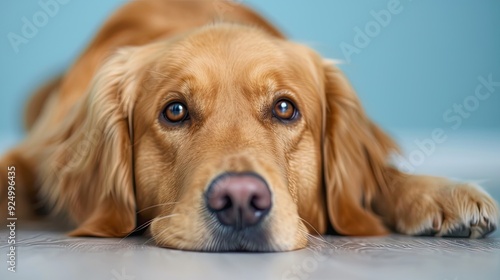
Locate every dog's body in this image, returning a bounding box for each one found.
[1,0,498,251]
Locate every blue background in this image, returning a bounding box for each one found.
[1,0,499,146]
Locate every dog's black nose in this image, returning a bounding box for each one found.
[205,173,272,230]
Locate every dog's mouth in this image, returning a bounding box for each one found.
[203,223,275,252]
[150,212,280,252]
[150,170,308,252]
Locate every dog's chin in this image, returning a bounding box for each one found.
[153,233,304,252]
[150,218,308,252]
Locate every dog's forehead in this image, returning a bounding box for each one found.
[153,24,319,98]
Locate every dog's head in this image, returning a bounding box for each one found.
[50,24,395,251]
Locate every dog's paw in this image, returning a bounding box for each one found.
[395,183,499,238]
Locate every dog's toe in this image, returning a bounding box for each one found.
[396,183,499,238]
[470,217,496,238]
[442,224,470,237]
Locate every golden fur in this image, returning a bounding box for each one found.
[1,0,498,251]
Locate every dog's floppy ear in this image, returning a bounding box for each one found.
[42,47,145,237]
[322,62,397,235]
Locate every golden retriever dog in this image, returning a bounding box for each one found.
[1,0,498,251]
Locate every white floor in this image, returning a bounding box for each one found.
[1,130,499,280]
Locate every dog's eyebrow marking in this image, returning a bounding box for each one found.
[146,69,195,98]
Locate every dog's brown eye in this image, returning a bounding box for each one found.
[163,102,189,123]
[273,99,297,121]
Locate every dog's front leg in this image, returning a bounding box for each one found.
[373,168,499,238]
[0,149,41,220]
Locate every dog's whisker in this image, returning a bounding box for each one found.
[119,223,153,243]
[136,202,179,214]
[154,213,180,222]
[297,228,331,250]
[142,223,178,246]
[120,213,179,243]
[119,218,156,242]
[298,217,335,248]
[306,234,330,248]
[142,234,158,246]
[306,232,332,249]
[297,217,323,236]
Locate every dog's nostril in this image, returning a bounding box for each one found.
[220,195,232,211]
[205,173,272,229]
[250,196,260,210]
[250,194,269,211]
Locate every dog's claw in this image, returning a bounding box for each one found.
[444,224,471,237]
[432,216,442,231]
